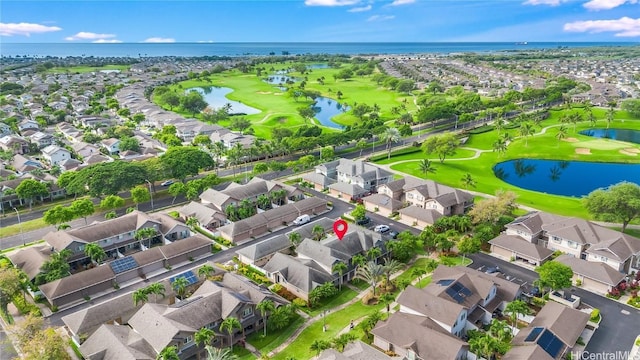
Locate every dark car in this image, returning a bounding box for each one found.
[355,217,371,226]
[388,231,399,239]
[485,266,501,274]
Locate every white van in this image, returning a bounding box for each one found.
[293,214,310,225]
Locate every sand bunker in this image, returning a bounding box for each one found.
[620,149,638,156]
[257,91,272,95]
[624,148,640,154]
[563,137,579,142]
[273,93,283,96]
[575,148,591,155]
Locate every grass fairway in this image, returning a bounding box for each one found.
[48,64,130,73]
[158,62,417,139]
[379,110,640,219]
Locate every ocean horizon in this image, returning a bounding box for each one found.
[1,41,638,58]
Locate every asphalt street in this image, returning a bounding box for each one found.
[469,253,640,355]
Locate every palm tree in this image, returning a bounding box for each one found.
[84,243,106,264]
[382,258,403,288]
[172,276,190,300]
[288,232,302,247]
[425,258,439,274]
[492,138,507,157]
[205,346,238,360]
[195,327,216,359]
[460,173,476,189]
[351,254,367,268]
[157,345,180,360]
[332,261,348,291]
[379,292,396,314]
[418,159,436,178]
[606,105,615,128]
[256,299,276,337]
[134,227,159,250]
[355,261,384,296]
[519,122,534,147]
[494,116,505,134]
[146,282,166,303]
[133,288,149,306]
[556,125,568,146]
[186,217,199,230]
[366,247,381,261]
[382,127,401,159]
[489,319,512,343]
[198,264,215,280]
[469,333,499,360]
[504,300,531,335]
[220,317,242,349]
[311,225,325,241]
[310,339,331,356]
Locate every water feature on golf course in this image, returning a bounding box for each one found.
[579,128,640,144]
[492,159,640,197]
[311,96,349,129]
[189,87,260,115]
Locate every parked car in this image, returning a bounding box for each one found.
[293,214,311,225]
[485,266,501,274]
[355,217,371,226]
[388,231,399,239]
[161,180,175,186]
[374,225,390,233]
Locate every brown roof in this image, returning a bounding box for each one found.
[502,344,555,360]
[131,247,164,267]
[513,301,589,347]
[79,324,156,360]
[489,234,555,261]
[318,340,393,360]
[39,265,115,301]
[397,286,465,326]
[371,312,467,359]
[8,245,52,280]
[399,205,442,224]
[362,193,402,211]
[158,235,212,258]
[431,265,522,302]
[556,255,626,286]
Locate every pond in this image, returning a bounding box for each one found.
[492,159,640,197]
[307,63,329,69]
[189,87,260,115]
[580,128,640,145]
[263,75,298,85]
[311,96,349,129]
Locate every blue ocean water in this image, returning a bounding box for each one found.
[1,42,637,58]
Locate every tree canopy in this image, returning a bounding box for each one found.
[61,161,148,198]
[160,147,214,181]
[583,181,640,232]
[422,132,459,163]
[535,261,573,292]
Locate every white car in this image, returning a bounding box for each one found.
[161,180,175,186]
[374,225,390,233]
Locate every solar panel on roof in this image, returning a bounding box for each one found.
[438,279,454,286]
[537,329,565,358]
[170,270,199,286]
[460,286,472,296]
[109,256,138,274]
[524,327,544,342]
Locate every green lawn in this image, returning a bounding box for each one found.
[233,346,255,360]
[156,63,418,140]
[375,147,477,165]
[415,275,433,289]
[272,301,385,360]
[0,217,49,238]
[305,287,358,317]
[376,111,640,219]
[247,314,305,355]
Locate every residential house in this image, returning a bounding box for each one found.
[555,255,626,293]
[79,272,285,360]
[41,145,71,167]
[72,142,101,159]
[29,131,54,148]
[199,177,303,213]
[12,154,43,174]
[318,340,393,360]
[328,182,368,202]
[403,181,474,216]
[508,301,590,359]
[262,225,387,301]
[75,115,114,128]
[0,175,64,211]
[361,193,402,217]
[371,312,469,360]
[314,158,393,192]
[395,265,521,340]
[173,119,220,142]
[218,197,328,243]
[57,123,83,142]
[0,123,12,137]
[100,138,120,155]
[0,135,29,154]
[489,211,640,291]
[301,172,336,191]
[178,201,227,231]
[42,210,191,270]
[236,234,293,268]
[18,119,39,132]
[209,128,256,149]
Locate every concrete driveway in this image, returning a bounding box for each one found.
[469,253,640,355]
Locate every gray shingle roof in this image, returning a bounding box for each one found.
[263,252,333,293]
[399,205,443,223]
[489,234,555,261]
[512,300,589,347]
[397,286,465,326]
[556,254,626,286]
[79,324,156,360]
[235,234,292,261]
[362,194,402,211]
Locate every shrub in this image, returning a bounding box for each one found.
[532,297,546,307]
[12,295,41,316]
[606,288,621,299]
[590,309,600,322]
[627,296,640,308]
[273,285,298,302]
[292,298,307,308]
[575,279,582,286]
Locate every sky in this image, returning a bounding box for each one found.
[0,0,638,43]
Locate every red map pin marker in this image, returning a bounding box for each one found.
[334,219,348,240]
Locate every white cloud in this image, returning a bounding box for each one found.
[564,16,640,37]
[65,32,116,41]
[523,0,567,5]
[348,4,372,12]
[0,22,62,37]
[93,39,122,43]
[305,0,360,6]
[143,37,176,43]
[367,15,395,21]
[583,0,637,10]
[390,0,415,5]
